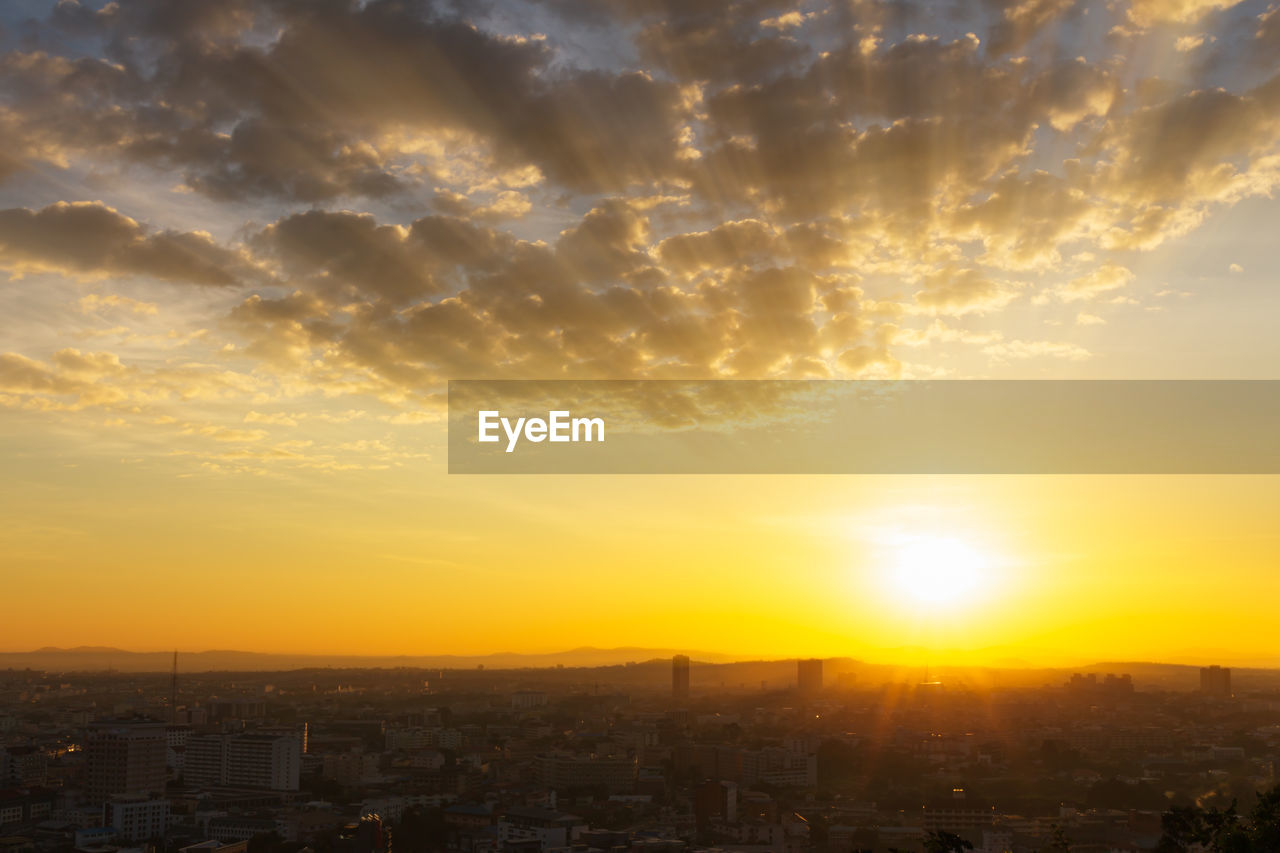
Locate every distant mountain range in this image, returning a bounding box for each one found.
[0,645,741,673]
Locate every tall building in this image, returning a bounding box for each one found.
[797,658,823,694]
[672,655,690,700]
[184,732,301,791]
[1200,665,1232,697]
[84,719,167,805]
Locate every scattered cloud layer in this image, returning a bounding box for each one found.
[1,0,1277,469]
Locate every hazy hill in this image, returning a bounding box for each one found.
[0,645,739,673]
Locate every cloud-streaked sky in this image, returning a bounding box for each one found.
[1,0,1278,662]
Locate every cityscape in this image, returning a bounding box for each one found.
[2,0,1279,852]
[2,653,1280,853]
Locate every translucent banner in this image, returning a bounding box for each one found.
[447,380,1280,474]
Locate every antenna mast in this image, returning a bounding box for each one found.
[170,650,178,724]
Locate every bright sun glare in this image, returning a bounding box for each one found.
[888,536,990,609]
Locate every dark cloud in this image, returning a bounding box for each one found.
[0,0,1277,409]
[4,0,689,201]
[252,211,437,303]
[984,0,1080,55]
[0,202,251,285]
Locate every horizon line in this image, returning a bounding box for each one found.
[0,645,1267,673]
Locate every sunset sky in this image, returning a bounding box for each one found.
[1,0,1278,665]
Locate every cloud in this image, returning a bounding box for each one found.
[251,211,441,304]
[0,202,251,285]
[79,293,159,316]
[983,339,1092,361]
[985,0,1081,55]
[5,2,691,201]
[914,267,1022,315]
[1126,0,1245,27]
[244,411,300,426]
[1040,264,1136,302]
[0,0,1276,458]
[656,220,779,275]
[1093,83,1280,207]
[431,189,532,222]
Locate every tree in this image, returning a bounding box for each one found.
[1040,825,1070,852]
[396,806,448,853]
[1156,785,1280,852]
[246,832,283,853]
[923,830,974,852]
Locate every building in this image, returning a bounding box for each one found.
[797,658,823,694]
[84,719,167,805]
[535,754,637,793]
[1201,665,1232,697]
[384,728,431,751]
[694,779,736,830]
[1066,673,1134,696]
[103,796,169,842]
[675,744,816,788]
[0,747,47,787]
[180,841,248,853]
[923,789,995,836]
[335,815,387,853]
[0,789,56,830]
[321,750,380,786]
[742,747,817,787]
[672,655,690,700]
[497,807,586,850]
[510,691,548,710]
[206,817,278,844]
[185,734,225,787]
[184,733,301,791]
[227,734,300,790]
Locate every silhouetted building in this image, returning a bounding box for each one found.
[1066,672,1133,696]
[797,658,823,694]
[673,655,690,700]
[1200,665,1232,697]
[336,815,387,853]
[84,719,167,805]
[694,779,737,830]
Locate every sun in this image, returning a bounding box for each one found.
[886,535,991,609]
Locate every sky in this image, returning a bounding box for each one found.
[0,0,1278,665]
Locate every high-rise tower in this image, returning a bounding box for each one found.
[672,654,690,700]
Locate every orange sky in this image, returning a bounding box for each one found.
[1,0,1278,664]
